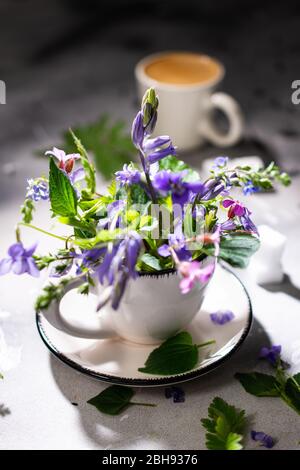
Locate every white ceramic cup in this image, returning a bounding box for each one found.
[42,257,215,345]
[135,51,244,151]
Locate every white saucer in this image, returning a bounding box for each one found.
[36,265,252,387]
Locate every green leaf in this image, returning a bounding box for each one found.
[87,385,134,415]
[62,116,135,180]
[139,253,163,272]
[69,129,96,194]
[235,372,281,397]
[129,184,150,205]
[49,158,77,217]
[207,233,260,268]
[159,155,200,181]
[138,331,213,375]
[201,397,246,450]
[284,373,300,414]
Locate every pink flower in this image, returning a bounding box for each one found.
[179,261,215,294]
[222,198,245,218]
[45,147,80,173]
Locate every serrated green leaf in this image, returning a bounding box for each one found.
[87,385,134,415]
[138,332,199,375]
[201,397,246,450]
[235,372,281,397]
[62,116,135,180]
[130,184,150,205]
[49,158,77,217]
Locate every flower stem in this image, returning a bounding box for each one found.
[196,339,216,349]
[18,222,67,242]
[130,401,157,407]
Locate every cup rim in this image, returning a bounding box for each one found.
[135,51,225,92]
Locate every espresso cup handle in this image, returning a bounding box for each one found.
[198,92,244,147]
[41,278,117,339]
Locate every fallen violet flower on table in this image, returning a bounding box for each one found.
[0,242,39,277]
[210,310,235,325]
[251,430,275,449]
[165,386,185,403]
[259,345,281,366]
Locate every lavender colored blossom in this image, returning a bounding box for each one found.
[259,345,281,366]
[200,178,228,201]
[45,147,80,173]
[26,179,49,202]
[0,242,39,277]
[153,171,204,206]
[158,232,191,262]
[243,181,260,196]
[165,386,185,403]
[218,219,237,232]
[210,310,235,325]
[115,164,141,186]
[251,431,275,448]
[240,207,259,235]
[146,144,176,164]
[213,156,229,169]
[97,232,142,310]
[131,111,144,148]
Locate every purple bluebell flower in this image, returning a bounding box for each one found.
[251,431,274,449]
[97,232,142,310]
[218,219,236,232]
[240,207,258,235]
[131,111,144,148]
[213,156,229,169]
[45,147,80,173]
[200,179,228,201]
[115,164,141,186]
[259,345,281,366]
[243,181,260,196]
[26,179,49,202]
[210,310,235,325]
[158,233,191,262]
[69,167,85,185]
[98,200,126,230]
[0,242,39,277]
[165,386,185,403]
[153,171,204,206]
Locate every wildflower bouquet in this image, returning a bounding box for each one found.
[0,88,290,311]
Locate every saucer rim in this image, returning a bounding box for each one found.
[36,265,252,387]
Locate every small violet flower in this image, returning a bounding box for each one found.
[0,242,39,277]
[179,261,215,294]
[213,156,229,169]
[153,171,204,206]
[165,386,185,403]
[243,181,260,196]
[210,310,235,325]
[251,431,275,449]
[259,345,281,366]
[45,147,80,173]
[115,164,141,186]
[26,179,49,202]
[158,232,191,262]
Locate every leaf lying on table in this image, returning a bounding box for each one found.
[62,115,135,180]
[87,385,156,415]
[235,369,300,416]
[138,331,215,375]
[234,372,281,397]
[49,158,77,217]
[201,397,247,450]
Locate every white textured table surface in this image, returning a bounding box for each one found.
[0,1,300,450]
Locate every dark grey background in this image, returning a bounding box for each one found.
[0,0,299,174]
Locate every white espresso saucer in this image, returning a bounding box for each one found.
[36,265,252,387]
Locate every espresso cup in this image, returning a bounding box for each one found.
[135,52,244,151]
